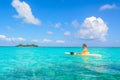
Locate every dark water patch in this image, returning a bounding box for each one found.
[109,64,120,71]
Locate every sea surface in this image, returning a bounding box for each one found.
[0,47,120,80]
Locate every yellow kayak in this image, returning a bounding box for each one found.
[65,52,102,58]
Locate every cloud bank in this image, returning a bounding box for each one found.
[77,16,108,41]
[0,35,25,42]
[12,0,41,25]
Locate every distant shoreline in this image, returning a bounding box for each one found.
[15,44,39,47]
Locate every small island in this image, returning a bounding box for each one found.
[16,44,39,47]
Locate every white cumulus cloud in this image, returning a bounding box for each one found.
[100,4,117,11]
[12,0,41,25]
[64,31,71,36]
[46,31,53,35]
[42,39,52,43]
[31,39,39,42]
[54,23,61,28]
[6,26,14,31]
[15,37,25,41]
[0,35,6,40]
[77,16,108,41]
[72,20,80,28]
[0,35,25,42]
[56,40,65,44]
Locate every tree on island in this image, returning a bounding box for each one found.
[16,44,38,47]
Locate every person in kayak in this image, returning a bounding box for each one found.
[70,44,89,55]
[80,44,90,55]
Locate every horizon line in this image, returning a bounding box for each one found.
[0,46,120,48]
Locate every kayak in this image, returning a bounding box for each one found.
[65,52,102,58]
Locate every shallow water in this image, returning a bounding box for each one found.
[0,47,120,80]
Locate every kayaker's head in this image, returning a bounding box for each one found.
[82,44,87,48]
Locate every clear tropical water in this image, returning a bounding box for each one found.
[0,47,120,80]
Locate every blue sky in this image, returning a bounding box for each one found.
[0,0,120,47]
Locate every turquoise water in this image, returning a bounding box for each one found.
[0,47,120,80]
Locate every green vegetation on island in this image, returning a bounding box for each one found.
[16,44,38,47]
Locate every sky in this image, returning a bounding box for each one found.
[0,0,120,47]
